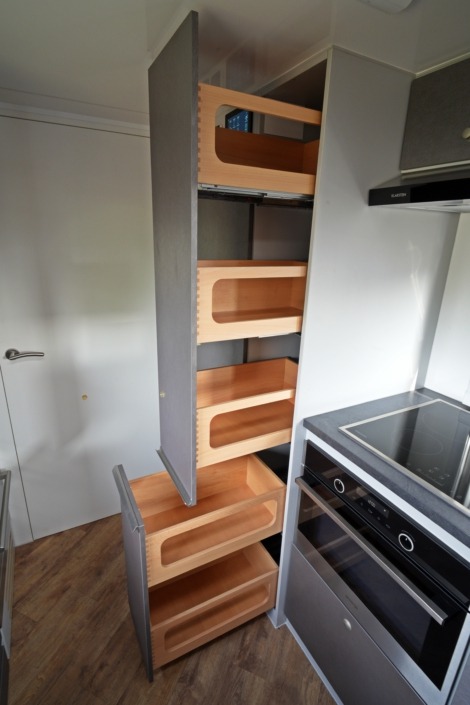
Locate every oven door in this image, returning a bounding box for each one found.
[295,477,470,705]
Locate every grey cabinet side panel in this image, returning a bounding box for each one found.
[113,465,153,681]
[149,12,198,505]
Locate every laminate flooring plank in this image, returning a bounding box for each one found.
[11,587,97,705]
[164,627,268,705]
[114,659,188,705]
[234,615,333,704]
[13,525,88,606]
[10,514,337,705]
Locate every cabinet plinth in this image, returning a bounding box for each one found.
[197,260,307,343]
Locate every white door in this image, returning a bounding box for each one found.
[0,114,162,544]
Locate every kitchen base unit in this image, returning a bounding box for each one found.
[112,456,285,679]
[284,436,470,705]
[285,545,425,705]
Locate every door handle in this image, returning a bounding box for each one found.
[4,348,45,361]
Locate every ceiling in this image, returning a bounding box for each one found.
[0,0,469,126]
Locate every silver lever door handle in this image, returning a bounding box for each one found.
[5,348,45,360]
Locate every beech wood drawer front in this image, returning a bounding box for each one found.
[197,260,307,343]
[198,83,321,196]
[130,454,285,587]
[150,544,278,667]
[196,358,297,467]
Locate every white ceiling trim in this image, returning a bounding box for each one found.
[0,101,149,138]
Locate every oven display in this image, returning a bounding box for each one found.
[362,493,390,519]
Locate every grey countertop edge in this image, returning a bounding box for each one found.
[303,387,470,552]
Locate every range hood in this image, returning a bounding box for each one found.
[369,56,470,213]
[369,167,470,213]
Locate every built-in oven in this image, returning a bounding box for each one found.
[285,441,470,705]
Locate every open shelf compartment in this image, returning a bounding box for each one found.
[150,543,278,667]
[129,453,286,587]
[197,358,297,466]
[198,83,321,197]
[197,260,307,343]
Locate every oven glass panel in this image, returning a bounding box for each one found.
[298,487,466,688]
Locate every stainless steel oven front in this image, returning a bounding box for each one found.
[286,442,470,705]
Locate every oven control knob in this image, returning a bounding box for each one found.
[333,478,345,494]
[398,532,414,552]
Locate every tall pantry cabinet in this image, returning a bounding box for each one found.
[113,11,324,679]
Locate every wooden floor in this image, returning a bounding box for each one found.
[10,514,336,705]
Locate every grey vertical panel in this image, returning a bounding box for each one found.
[113,465,153,681]
[149,12,198,505]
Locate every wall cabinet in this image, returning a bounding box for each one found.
[114,10,323,679]
[400,56,470,172]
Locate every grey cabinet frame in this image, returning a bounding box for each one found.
[112,464,153,681]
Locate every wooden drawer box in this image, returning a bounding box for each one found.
[198,83,321,196]
[150,543,278,667]
[197,358,297,466]
[197,260,307,343]
[129,454,285,587]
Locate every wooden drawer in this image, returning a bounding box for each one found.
[198,83,321,196]
[197,358,297,466]
[150,543,278,667]
[197,260,307,343]
[130,454,285,587]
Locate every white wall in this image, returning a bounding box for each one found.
[295,49,457,422]
[425,214,470,403]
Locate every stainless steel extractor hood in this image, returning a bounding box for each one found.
[369,167,470,213]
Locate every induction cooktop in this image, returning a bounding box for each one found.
[341,399,470,510]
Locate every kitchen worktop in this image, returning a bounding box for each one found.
[303,387,470,556]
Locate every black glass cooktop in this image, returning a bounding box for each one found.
[341,399,470,510]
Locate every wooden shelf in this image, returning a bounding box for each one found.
[197,358,297,466]
[150,543,278,667]
[129,454,285,587]
[197,260,307,343]
[198,83,321,196]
